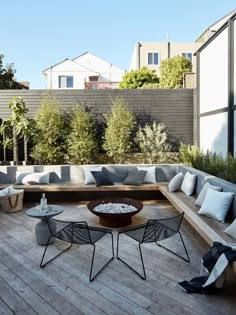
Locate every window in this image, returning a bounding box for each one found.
[58,76,74,88]
[148,52,159,65]
[182,53,192,62]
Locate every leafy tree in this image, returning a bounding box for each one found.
[67,104,97,164]
[159,55,192,88]
[119,67,159,89]
[103,97,135,163]
[31,95,65,164]
[136,121,172,163]
[6,96,32,163]
[0,56,25,89]
[0,120,12,162]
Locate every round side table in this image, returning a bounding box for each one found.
[26,205,64,245]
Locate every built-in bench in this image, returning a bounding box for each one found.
[0,163,236,273]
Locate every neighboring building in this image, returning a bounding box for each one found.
[196,10,236,157]
[129,42,201,75]
[42,52,125,89]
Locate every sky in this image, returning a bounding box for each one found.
[1,0,236,89]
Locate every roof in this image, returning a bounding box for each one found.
[196,9,236,42]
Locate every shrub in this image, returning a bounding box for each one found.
[31,95,65,164]
[136,121,174,163]
[66,104,97,164]
[103,97,135,163]
[159,56,192,88]
[179,144,236,183]
[119,67,159,89]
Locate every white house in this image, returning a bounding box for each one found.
[42,52,125,89]
[196,10,236,157]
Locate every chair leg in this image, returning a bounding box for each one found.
[156,232,190,263]
[116,232,146,280]
[89,233,114,282]
[40,237,73,268]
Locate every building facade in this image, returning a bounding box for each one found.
[129,42,201,74]
[42,52,125,90]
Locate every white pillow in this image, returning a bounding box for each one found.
[0,185,23,197]
[224,219,236,239]
[83,166,102,184]
[137,166,156,184]
[168,172,184,192]
[15,171,33,184]
[0,185,14,197]
[21,172,50,185]
[181,172,197,196]
[198,189,234,222]
[195,182,222,207]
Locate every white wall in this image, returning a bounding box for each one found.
[199,28,228,113]
[200,112,228,157]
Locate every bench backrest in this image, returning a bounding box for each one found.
[178,165,236,220]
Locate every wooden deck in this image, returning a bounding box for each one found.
[0,200,235,315]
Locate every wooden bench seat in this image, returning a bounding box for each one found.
[159,183,236,273]
[0,183,160,192]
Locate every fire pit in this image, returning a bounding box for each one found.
[87,197,143,227]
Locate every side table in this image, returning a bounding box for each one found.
[26,205,64,245]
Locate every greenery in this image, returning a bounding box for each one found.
[179,144,236,183]
[103,97,135,163]
[159,56,192,88]
[31,95,65,164]
[136,121,175,163]
[119,67,159,89]
[67,104,98,164]
[0,56,25,89]
[8,97,33,163]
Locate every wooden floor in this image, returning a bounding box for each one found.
[0,200,235,315]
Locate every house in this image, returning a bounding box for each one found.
[196,10,236,157]
[42,52,125,89]
[129,42,201,75]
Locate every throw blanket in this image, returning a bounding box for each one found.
[177,242,236,293]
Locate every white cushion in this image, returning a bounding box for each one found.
[195,182,222,207]
[181,172,197,196]
[168,172,184,192]
[0,185,14,197]
[0,185,23,196]
[15,171,33,184]
[198,190,234,222]
[21,172,50,185]
[83,166,102,184]
[137,166,156,183]
[224,219,236,239]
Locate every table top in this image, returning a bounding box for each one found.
[25,205,64,219]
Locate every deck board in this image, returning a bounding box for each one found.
[0,200,235,315]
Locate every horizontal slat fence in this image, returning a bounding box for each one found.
[0,89,194,144]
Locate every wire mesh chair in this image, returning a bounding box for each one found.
[117,212,190,280]
[40,219,114,281]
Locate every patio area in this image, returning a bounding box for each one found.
[0,200,235,315]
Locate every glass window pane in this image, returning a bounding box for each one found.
[67,76,73,88]
[148,53,153,65]
[154,53,159,65]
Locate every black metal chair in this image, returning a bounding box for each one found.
[40,219,114,281]
[117,212,190,280]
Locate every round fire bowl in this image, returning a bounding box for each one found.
[87,197,143,227]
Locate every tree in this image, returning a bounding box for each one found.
[103,97,135,163]
[159,56,192,88]
[7,96,31,164]
[136,121,172,163]
[119,67,159,89]
[67,104,98,164]
[0,56,24,89]
[31,95,65,164]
